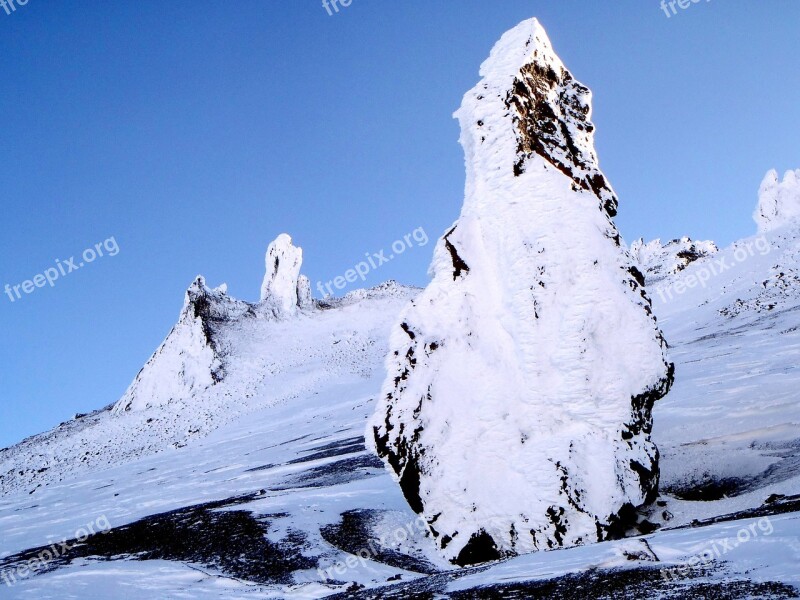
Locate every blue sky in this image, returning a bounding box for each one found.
[1,0,798,448]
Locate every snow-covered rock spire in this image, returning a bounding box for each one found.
[259,234,307,315]
[112,276,229,413]
[755,169,800,233]
[369,18,674,566]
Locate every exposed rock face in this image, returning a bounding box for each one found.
[755,169,800,233]
[630,237,718,285]
[369,18,674,566]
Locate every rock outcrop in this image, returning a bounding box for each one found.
[112,278,243,413]
[260,234,307,315]
[370,18,674,566]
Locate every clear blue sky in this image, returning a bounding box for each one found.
[1,0,798,448]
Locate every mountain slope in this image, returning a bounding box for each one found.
[1,218,799,598]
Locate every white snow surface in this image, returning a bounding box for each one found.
[369,17,673,564]
[755,169,800,233]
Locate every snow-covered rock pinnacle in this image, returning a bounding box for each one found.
[112,277,234,413]
[630,237,718,285]
[260,234,306,315]
[755,169,800,233]
[370,18,674,566]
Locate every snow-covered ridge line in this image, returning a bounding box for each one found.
[114,234,312,413]
[630,237,718,285]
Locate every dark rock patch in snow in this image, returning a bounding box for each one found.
[287,437,367,465]
[327,565,799,599]
[664,477,750,502]
[679,496,800,529]
[0,493,314,585]
[276,454,385,490]
[320,509,441,575]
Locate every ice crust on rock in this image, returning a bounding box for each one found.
[260,233,304,314]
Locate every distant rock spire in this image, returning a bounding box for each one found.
[114,235,313,413]
[260,234,305,314]
[755,169,800,233]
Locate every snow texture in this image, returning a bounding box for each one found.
[2,19,800,600]
[369,18,674,566]
[755,169,800,233]
[630,237,718,285]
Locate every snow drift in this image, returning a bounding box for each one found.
[370,18,674,566]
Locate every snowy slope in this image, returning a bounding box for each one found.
[1,219,799,598]
[370,17,673,566]
[649,225,800,513]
